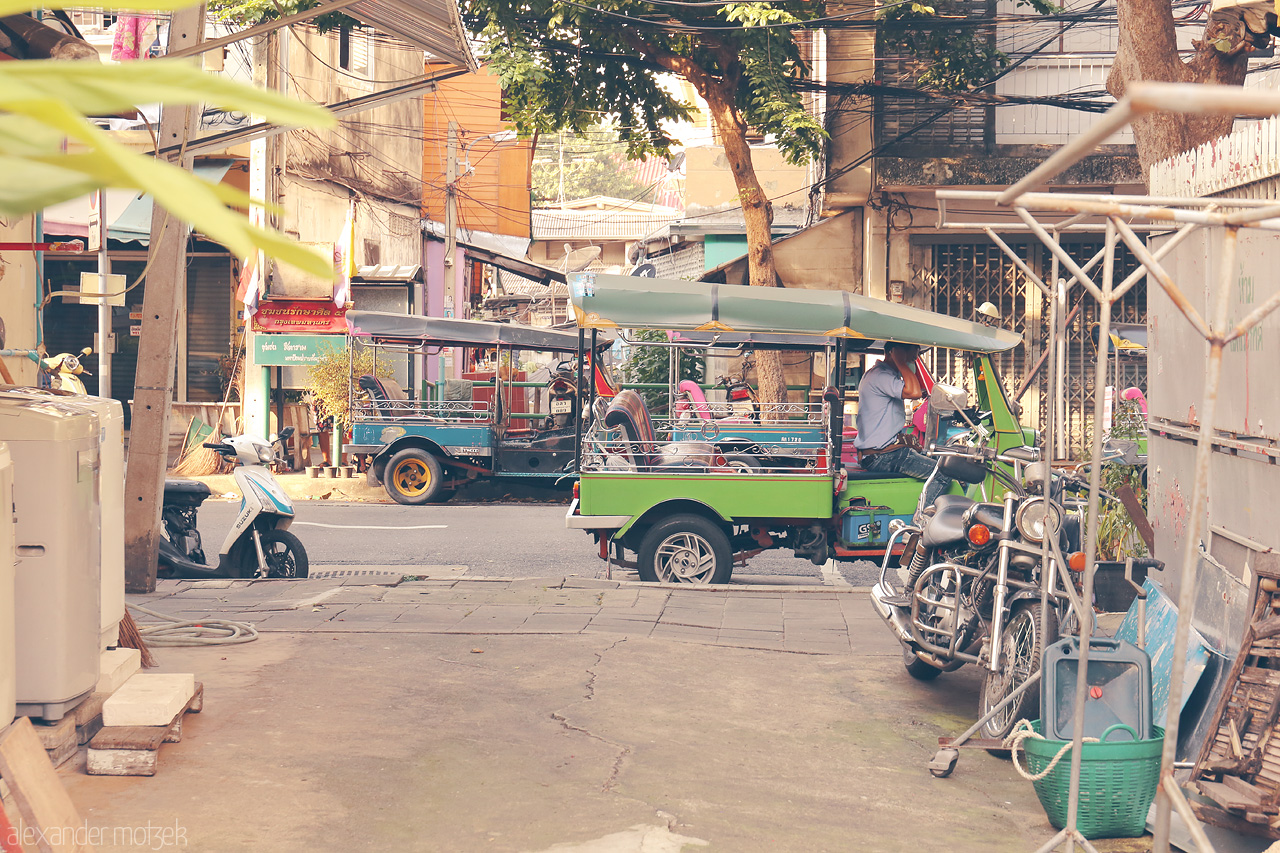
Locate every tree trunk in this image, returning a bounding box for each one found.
[1108,0,1249,179]
[699,81,790,415]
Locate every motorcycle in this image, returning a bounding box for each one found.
[717,355,758,420]
[673,355,759,423]
[40,346,93,394]
[543,353,617,432]
[158,427,308,579]
[544,359,580,431]
[870,442,1086,742]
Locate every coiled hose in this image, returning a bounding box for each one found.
[127,603,259,647]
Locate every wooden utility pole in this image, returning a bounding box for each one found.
[444,121,457,272]
[122,4,206,593]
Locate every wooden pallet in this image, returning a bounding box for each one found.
[1190,568,1280,837]
[86,682,203,777]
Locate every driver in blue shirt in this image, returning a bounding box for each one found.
[854,341,951,510]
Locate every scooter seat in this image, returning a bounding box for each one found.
[164,478,212,506]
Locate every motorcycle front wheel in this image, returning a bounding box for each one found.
[902,644,943,681]
[238,529,309,579]
[978,601,1057,744]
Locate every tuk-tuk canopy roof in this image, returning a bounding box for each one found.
[569,273,1022,353]
[667,330,868,351]
[346,311,612,353]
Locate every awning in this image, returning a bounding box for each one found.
[346,0,477,71]
[700,210,863,289]
[567,272,1022,354]
[41,161,235,245]
[347,310,613,352]
[355,264,422,282]
[424,227,565,286]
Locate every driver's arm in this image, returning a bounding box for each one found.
[894,352,925,400]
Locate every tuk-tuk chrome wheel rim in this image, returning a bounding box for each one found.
[392,458,433,496]
[654,533,717,583]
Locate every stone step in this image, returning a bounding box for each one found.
[97,647,142,695]
[102,673,195,728]
[87,684,203,777]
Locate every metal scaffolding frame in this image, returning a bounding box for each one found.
[935,81,1280,852]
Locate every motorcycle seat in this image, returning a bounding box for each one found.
[921,495,976,549]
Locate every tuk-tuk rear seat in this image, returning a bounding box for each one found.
[603,390,715,472]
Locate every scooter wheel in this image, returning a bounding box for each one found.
[241,529,309,579]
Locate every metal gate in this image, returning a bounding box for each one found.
[915,237,1146,458]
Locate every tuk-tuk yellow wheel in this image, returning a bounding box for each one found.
[387,448,444,505]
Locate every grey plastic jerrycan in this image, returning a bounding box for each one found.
[1042,636,1152,742]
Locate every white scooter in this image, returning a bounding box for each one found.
[159,427,308,579]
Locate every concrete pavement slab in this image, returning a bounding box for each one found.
[521,613,596,633]
[561,577,622,589]
[327,604,409,623]
[245,612,340,632]
[68,580,1097,851]
[581,620,652,637]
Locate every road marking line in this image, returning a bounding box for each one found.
[293,521,447,530]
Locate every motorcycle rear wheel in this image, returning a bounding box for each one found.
[978,601,1057,745]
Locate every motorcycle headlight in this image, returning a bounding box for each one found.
[255,443,274,464]
[1015,497,1062,543]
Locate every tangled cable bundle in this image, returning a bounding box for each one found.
[127,603,259,647]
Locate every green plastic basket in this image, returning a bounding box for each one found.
[1022,720,1164,839]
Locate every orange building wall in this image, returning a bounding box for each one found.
[423,65,532,239]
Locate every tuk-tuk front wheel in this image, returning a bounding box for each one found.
[386,448,445,505]
[638,515,732,585]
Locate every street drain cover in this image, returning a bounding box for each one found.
[309,569,404,582]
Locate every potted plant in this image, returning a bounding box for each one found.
[304,344,391,472]
[1090,461,1160,612]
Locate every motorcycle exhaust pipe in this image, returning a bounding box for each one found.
[870,582,914,645]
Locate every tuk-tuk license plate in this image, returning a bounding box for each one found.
[551,399,572,414]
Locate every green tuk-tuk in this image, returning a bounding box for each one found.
[564,272,1030,584]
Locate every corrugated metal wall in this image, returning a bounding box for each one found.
[919,237,1144,457]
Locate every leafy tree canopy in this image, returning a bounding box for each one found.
[461,0,826,167]
[205,0,359,33]
[531,126,651,205]
[623,330,703,414]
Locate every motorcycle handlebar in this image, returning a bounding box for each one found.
[202,442,231,451]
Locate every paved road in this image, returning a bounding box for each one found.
[194,499,884,585]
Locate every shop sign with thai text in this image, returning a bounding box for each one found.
[251,299,348,333]
[253,333,346,367]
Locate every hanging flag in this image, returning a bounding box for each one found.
[236,255,260,317]
[333,201,356,308]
